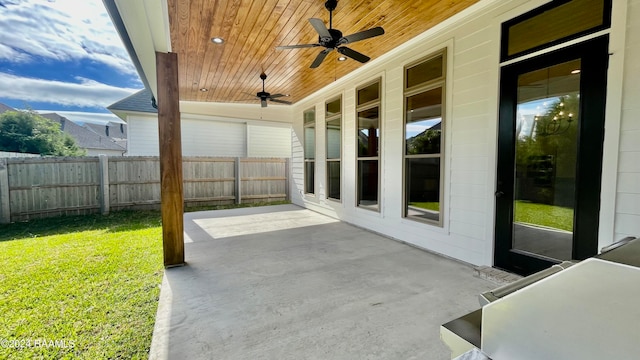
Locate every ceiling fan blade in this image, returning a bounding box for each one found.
[337,46,370,63]
[340,27,385,44]
[270,98,292,105]
[276,44,321,50]
[269,93,289,99]
[261,99,268,108]
[309,18,331,41]
[310,48,332,68]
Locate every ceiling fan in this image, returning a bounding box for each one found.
[251,72,291,107]
[276,0,385,68]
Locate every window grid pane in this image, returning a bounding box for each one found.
[356,79,381,211]
[326,97,341,201]
[358,159,379,209]
[403,50,445,225]
[304,108,315,194]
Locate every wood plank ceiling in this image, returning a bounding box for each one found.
[168,0,480,105]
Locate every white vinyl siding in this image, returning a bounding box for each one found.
[181,119,245,157]
[128,115,288,158]
[247,125,291,158]
[616,0,640,241]
[127,114,159,156]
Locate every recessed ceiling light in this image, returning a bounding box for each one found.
[337,56,347,61]
[211,37,224,44]
[199,88,208,92]
[571,69,581,74]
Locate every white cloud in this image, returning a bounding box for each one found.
[0,72,138,108]
[0,0,137,76]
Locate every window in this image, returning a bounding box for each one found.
[501,0,611,61]
[404,50,446,225]
[326,97,341,200]
[303,108,315,194]
[356,79,381,211]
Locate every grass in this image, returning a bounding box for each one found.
[514,200,573,232]
[408,202,440,211]
[0,200,289,359]
[0,211,163,359]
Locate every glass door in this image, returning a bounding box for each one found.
[495,36,609,275]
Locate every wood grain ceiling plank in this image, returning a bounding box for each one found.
[217,0,282,102]
[169,0,190,98]
[195,0,232,101]
[211,0,272,100]
[225,0,294,103]
[198,0,245,101]
[184,0,216,99]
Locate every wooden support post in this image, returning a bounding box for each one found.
[156,51,185,267]
[98,155,110,215]
[235,157,241,204]
[0,158,10,224]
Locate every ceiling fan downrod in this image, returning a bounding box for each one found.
[325,0,337,29]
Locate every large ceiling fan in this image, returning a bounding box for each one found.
[251,72,291,107]
[276,0,385,68]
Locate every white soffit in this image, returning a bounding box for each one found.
[114,0,171,99]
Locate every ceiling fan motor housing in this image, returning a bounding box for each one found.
[320,29,343,48]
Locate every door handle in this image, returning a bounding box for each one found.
[495,190,504,198]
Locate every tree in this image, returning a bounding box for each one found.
[0,110,85,156]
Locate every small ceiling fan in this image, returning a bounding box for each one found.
[251,72,291,107]
[276,0,385,68]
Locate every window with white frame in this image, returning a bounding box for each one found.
[403,50,446,225]
[303,108,315,194]
[326,96,341,200]
[356,79,381,211]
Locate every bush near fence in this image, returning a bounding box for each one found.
[0,156,289,223]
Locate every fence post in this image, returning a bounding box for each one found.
[0,158,10,224]
[98,155,110,215]
[285,158,290,201]
[235,157,241,204]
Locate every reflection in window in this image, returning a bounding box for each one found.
[356,80,381,210]
[326,97,341,200]
[303,108,315,194]
[404,51,446,225]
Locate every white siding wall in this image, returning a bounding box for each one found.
[247,124,292,157]
[128,114,290,158]
[291,0,635,266]
[616,0,640,240]
[127,114,159,156]
[181,118,245,157]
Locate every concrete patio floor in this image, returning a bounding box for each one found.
[149,204,495,360]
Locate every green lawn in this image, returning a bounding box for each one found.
[0,211,163,359]
[514,200,573,232]
[408,202,440,211]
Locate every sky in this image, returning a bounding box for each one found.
[0,0,142,124]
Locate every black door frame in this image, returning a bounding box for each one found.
[495,35,609,275]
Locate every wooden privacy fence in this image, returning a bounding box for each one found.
[0,156,289,223]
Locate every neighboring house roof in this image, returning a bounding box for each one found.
[0,103,15,114]
[40,113,126,152]
[84,122,128,150]
[107,88,157,115]
[84,122,127,140]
